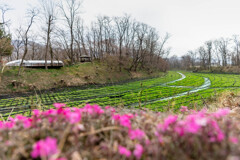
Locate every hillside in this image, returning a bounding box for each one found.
[0,62,163,95]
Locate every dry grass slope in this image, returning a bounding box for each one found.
[0,62,162,94]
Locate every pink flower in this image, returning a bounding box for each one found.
[33,109,41,116]
[180,106,188,113]
[155,131,163,143]
[174,122,185,136]
[0,121,4,129]
[14,115,32,128]
[229,137,238,144]
[105,106,111,109]
[145,140,151,145]
[185,121,200,134]
[15,115,27,120]
[66,112,81,124]
[81,104,104,115]
[213,108,230,118]
[207,120,225,142]
[129,129,145,140]
[118,145,131,157]
[92,104,104,114]
[159,115,178,131]
[105,106,116,113]
[23,118,32,128]
[4,121,15,129]
[113,114,132,129]
[217,131,225,142]
[43,109,57,116]
[195,117,208,126]
[53,103,66,109]
[31,137,58,158]
[184,115,201,134]
[133,144,144,160]
[50,158,67,160]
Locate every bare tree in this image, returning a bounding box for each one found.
[39,0,57,69]
[157,32,171,58]
[168,55,181,69]
[13,27,24,60]
[232,35,240,66]
[59,0,82,64]
[55,28,71,61]
[18,8,39,76]
[75,18,85,61]
[114,15,130,71]
[187,50,196,68]
[198,46,207,68]
[29,34,39,60]
[181,55,191,70]
[130,22,147,71]
[0,4,12,33]
[216,38,229,66]
[205,41,213,70]
[213,40,221,66]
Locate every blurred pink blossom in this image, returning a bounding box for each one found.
[134,144,144,159]
[31,137,58,159]
[53,103,66,109]
[129,129,145,140]
[105,106,116,113]
[159,115,178,131]
[81,104,104,115]
[33,109,41,116]
[118,145,131,157]
[66,112,81,124]
[213,108,230,118]
[180,106,188,113]
[230,137,238,144]
[113,114,132,129]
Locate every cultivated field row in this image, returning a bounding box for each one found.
[0,71,240,117]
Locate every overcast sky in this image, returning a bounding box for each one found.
[2,0,240,56]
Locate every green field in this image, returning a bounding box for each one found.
[0,71,240,117]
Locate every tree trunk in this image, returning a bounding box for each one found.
[18,42,28,76]
[45,18,51,70]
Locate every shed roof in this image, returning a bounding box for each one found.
[80,55,91,58]
[6,60,64,66]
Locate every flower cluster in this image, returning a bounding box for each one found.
[31,137,59,159]
[0,104,239,160]
[156,108,230,143]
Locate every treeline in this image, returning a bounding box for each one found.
[0,0,170,74]
[169,35,240,70]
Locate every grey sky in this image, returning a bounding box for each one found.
[2,0,240,56]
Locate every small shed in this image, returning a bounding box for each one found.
[6,60,64,68]
[80,55,92,62]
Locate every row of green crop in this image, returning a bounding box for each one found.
[0,71,182,107]
[79,86,191,107]
[167,72,240,88]
[196,73,240,88]
[3,86,239,118]
[168,71,205,87]
[143,87,240,112]
[1,71,240,116]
